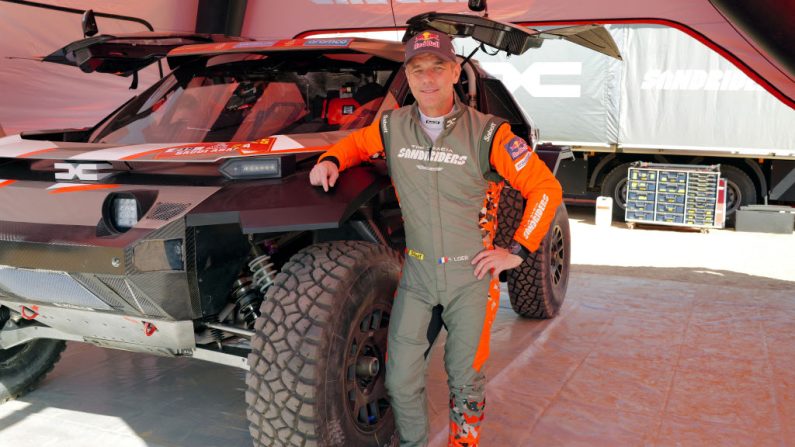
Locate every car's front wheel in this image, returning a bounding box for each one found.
[0,318,66,403]
[246,241,400,447]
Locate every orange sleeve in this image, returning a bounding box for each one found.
[490,124,563,252]
[317,116,385,172]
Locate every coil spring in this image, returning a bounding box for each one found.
[211,327,224,343]
[248,253,278,294]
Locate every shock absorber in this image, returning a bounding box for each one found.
[231,277,262,330]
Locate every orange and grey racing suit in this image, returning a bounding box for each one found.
[318,98,562,446]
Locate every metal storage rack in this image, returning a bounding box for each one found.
[624,162,726,230]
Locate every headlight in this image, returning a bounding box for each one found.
[219,156,295,179]
[112,197,139,230]
[101,191,156,234]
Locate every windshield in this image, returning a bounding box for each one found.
[90,51,398,144]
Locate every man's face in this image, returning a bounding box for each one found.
[405,53,461,115]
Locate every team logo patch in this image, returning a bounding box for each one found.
[414,31,441,50]
[505,137,529,161]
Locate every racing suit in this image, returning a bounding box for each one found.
[318,97,562,446]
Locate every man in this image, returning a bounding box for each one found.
[310,31,562,447]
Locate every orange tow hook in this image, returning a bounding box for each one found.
[20,305,39,320]
[143,321,158,336]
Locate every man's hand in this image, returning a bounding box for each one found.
[309,160,339,192]
[471,246,523,280]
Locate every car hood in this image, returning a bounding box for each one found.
[0,131,352,163]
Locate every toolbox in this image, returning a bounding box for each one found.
[625,162,726,229]
[735,205,795,234]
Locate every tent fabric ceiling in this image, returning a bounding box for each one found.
[0,0,198,134]
[0,0,791,135]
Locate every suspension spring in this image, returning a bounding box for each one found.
[248,253,278,294]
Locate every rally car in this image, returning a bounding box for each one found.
[0,12,619,446]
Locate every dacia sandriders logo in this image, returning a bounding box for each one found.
[414,31,441,50]
[398,145,467,166]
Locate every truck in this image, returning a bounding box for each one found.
[461,24,795,224]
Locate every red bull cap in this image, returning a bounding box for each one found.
[405,30,457,64]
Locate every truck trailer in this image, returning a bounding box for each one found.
[461,24,795,224]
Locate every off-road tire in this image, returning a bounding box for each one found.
[495,188,571,319]
[720,165,756,227]
[246,241,400,447]
[0,337,66,402]
[601,162,633,222]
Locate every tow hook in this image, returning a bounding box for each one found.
[143,321,158,336]
[20,305,39,320]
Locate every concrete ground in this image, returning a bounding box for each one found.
[1,206,793,446]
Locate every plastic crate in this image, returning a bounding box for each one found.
[625,163,724,229]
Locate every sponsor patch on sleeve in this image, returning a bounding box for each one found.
[515,152,531,172]
[504,136,529,161]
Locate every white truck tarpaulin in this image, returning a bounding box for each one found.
[458,25,795,154]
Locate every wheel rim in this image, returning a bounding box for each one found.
[615,178,628,210]
[343,302,391,433]
[548,224,565,286]
[725,180,742,214]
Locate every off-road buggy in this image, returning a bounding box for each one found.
[0,12,619,446]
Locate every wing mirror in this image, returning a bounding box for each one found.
[468,0,487,12]
[82,9,98,37]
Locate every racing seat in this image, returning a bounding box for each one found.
[232,82,308,141]
[339,97,385,130]
[323,96,360,126]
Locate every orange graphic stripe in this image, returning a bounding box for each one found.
[48,184,119,194]
[18,147,57,158]
[472,278,501,372]
[121,148,166,160]
[0,180,17,188]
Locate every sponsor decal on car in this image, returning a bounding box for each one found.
[154,139,276,159]
[234,41,277,49]
[303,38,352,47]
